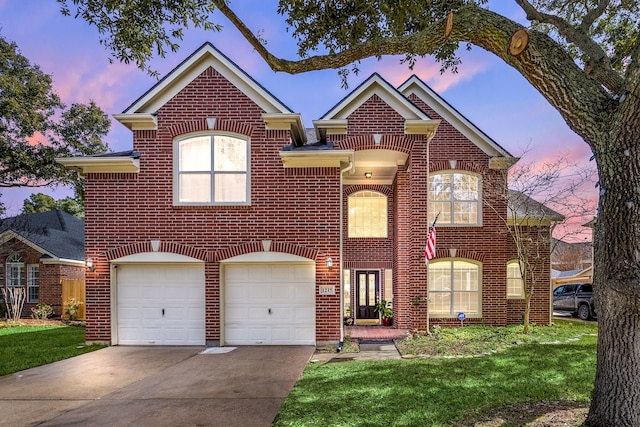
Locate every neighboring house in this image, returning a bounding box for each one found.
[552,238,593,272]
[0,210,85,317]
[552,266,593,289]
[58,43,554,347]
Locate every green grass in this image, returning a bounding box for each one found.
[397,319,599,357]
[0,325,105,376]
[274,320,597,427]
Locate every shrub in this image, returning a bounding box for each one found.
[31,302,54,320]
[64,298,84,321]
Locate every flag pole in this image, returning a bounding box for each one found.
[425,212,439,335]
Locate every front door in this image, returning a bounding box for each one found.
[356,271,380,319]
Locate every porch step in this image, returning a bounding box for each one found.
[346,325,410,341]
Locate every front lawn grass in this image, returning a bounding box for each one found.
[274,320,596,427]
[0,324,105,376]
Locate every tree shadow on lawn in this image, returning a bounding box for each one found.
[274,339,595,427]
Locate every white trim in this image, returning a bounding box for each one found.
[110,252,204,264]
[55,156,139,176]
[428,258,483,318]
[312,119,348,136]
[320,74,431,121]
[279,150,354,168]
[123,43,292,115]
[262,113,306,145]
[399,75,514,159]
[0,230,56,259]
[429,170,483,227]
[221,251,314,263]
[173,133,251,206]
[112,113,157,130]
[40,258,86,267]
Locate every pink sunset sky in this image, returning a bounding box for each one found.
[0,1,597,240]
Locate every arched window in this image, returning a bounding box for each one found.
[429,171,481,225]
[348,191,388,238]
[6,253,24,288]
[428,259,481,317]
[507,260,524,298]
[174,134,249,205]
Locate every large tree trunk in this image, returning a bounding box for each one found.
[587,286,640,426]
[586,121,640,425]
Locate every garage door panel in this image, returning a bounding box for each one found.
[117,264,205,346]
[294,306,314,323]
[270,285,293,301]
[294,265,315,280]
[224,263,315,345]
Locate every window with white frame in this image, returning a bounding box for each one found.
[506,260,524,298]
[429,171,481,225]
[27,264,39,303]
[428,259,481,316]
[348,191,388,238]
[6,253,24,288]
[175,134,249,205]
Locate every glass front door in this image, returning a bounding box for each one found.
[356,271,380,319]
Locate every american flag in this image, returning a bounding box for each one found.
[424,226,436,263]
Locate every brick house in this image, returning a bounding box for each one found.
[0,210,85,317]
[58,43,552,346]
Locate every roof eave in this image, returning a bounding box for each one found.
[113,113,158,130]
[262,113,306,146]
[279,150,355,168]
[55,156,140,177]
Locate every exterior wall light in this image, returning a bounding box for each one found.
[364,172,372,178]
[86,257,96,272]
[327,257,333,270]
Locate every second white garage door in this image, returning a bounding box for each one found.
[224,263,315,345]
[116,263,205,345]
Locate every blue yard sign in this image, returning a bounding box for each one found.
[457,312,466,326]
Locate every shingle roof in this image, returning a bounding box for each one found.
[508,190,565,221]
[0,210,84,261]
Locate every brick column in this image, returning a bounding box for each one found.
[409,139,430,331]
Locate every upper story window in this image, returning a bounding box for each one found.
[428,259,481,317]
[507,260,524,298]
[429,171,481,225]
[174,134,249,205]
[348,191,388,238]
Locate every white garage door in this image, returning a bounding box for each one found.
[224,263,315,345]
[116,263,205,345]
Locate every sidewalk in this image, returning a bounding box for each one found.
[311,341,402,363]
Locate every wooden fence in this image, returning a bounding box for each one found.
[61,279,86,320]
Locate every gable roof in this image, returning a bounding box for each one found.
[121,42,293,117]
[114,43,304,143]
[0,210,84,262]
[398,75,515,163]
[314,73,440,139]
[508,190,565,223]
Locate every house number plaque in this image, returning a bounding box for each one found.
[319,285,336,295]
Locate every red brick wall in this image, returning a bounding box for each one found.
[82,67,553,343]
[84,66,342,343]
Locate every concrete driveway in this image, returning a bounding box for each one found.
[0,345,315,427]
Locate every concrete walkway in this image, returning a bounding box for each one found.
[311,341,402,363]
[0,346,315,427]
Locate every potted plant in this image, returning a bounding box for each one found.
[374,300,393,326]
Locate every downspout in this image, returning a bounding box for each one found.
[337,158,354,352]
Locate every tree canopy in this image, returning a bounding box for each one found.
[0,32,110,190]
[56,1,640,426]
[22,192,84,218]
